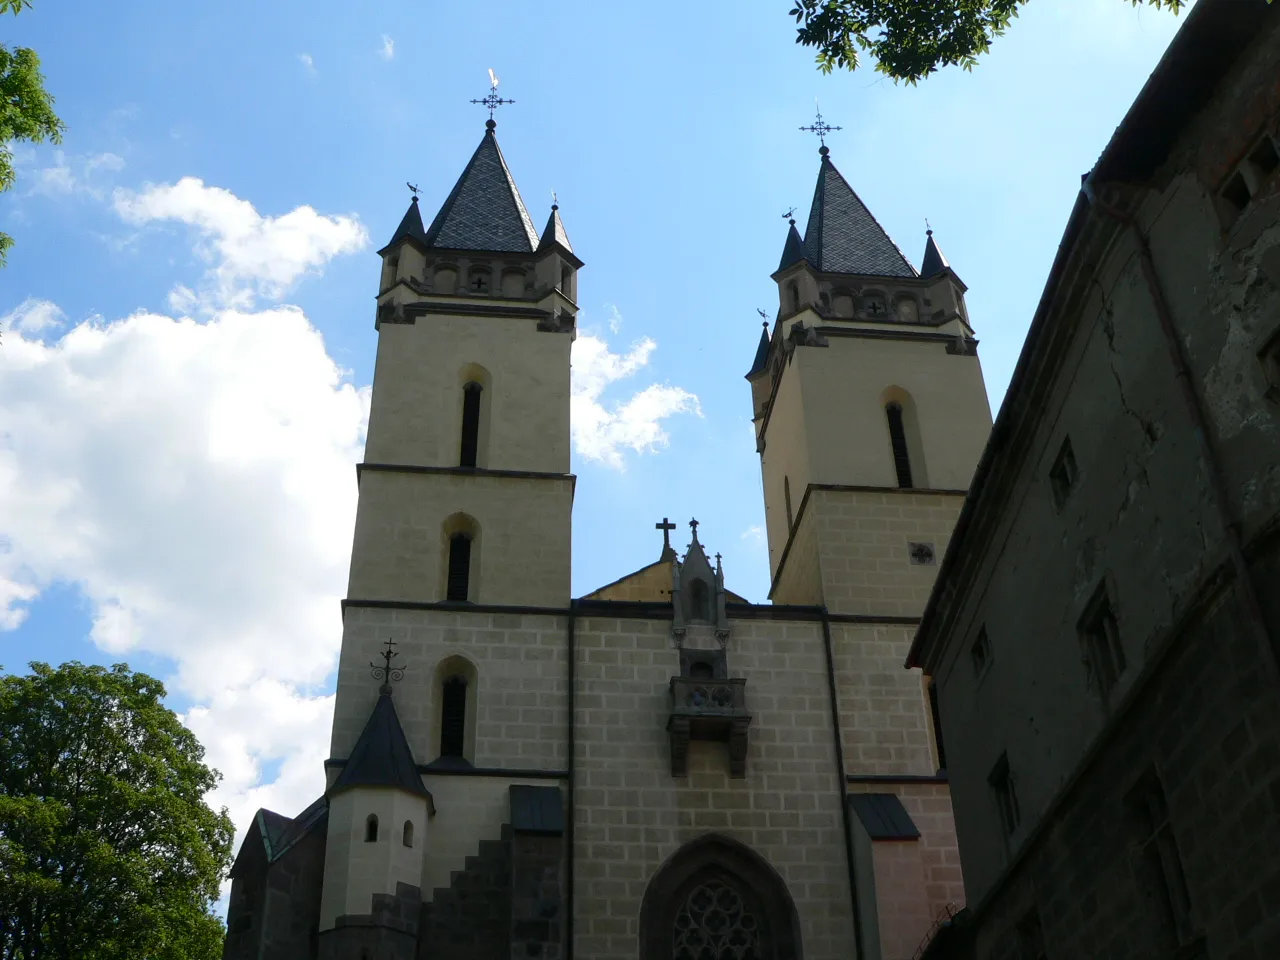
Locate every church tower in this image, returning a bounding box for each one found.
[748,142,992,612]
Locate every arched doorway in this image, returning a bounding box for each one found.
[639,835,802,960]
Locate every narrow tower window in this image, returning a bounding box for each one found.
[690,579,711,622]
[885,402,914,488]
[927,680,947,772]
[402,820,414,848]
[446,534,472,602]
[440,675,468,758]
[365,814,379,843]
[459,382,482,467]
[788,282,800,312]
[784,476,794,530]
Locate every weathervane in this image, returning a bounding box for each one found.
[471,68,515,123]
[781,206,796,223]
[756,308,769,321]
[370,638,406,692]
[406,181,420,200]
[800,100,842,150]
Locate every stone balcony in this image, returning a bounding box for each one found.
[666,676,752,778]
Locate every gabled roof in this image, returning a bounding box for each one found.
[538,204,573,254]
[778,221,808,271]
[746,323,771,378]
[422,123,540,254]
[380,196,428,254]
[228,795,328,879]
[331,690,430,799]
[803,150,917,278]
[920,229,950,277]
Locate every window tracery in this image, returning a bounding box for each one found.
[672,880,761,960]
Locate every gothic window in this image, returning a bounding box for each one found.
[365,814,378,843]
[783,476,793,530]
[885,402,914,488]
[690,579,711,622]
[673,880,761,960]
[402,820,414,848]
[446,534,472,602]
[440,675,468,758]
[1127,771,1195,947]
[459,382,482,467]
[787,282,799,312]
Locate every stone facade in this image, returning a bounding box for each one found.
[224,97,994,959]
[907,3,1280,957]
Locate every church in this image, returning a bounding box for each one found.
[221,104,993,960]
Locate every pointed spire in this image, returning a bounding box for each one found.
[746,322,771,378]
[802,150,916,278]
[422,123,540,254]
[331,689,430,799]
[538,202,573,254]
[379,195,428,255]
[778,219,807,271]
[920,228,951,277]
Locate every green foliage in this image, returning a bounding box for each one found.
[790,0,1190,84]
[1,0,65,267]
[0,662,234,960]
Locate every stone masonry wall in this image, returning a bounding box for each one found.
[572,615,856,959]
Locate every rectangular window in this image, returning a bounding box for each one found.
[989,752,1020,840]
[1127,772,1195,946]
[459,383,482,468]
[1079,585,1126,700]
[446,534,472,602]
[971,627,992,678]
[1049,436,1078,508]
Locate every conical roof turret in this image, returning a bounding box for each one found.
[538,203,573,254]
[920,228,950,277]
[379,195,428,254]
[331,687,430,799]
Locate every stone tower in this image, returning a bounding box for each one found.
[748,143,992,613]
[316,116,578,957]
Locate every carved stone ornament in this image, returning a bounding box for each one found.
[908,542,936,565]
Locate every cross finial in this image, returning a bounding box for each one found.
[370,637,406,693]
[925,217,933,236]
[551,189,558,210]
[689,518,700,541]
[656,516,677,552]
[471,68,515,126]
[800,100,841,154]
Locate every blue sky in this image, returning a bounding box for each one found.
[1,0,1189,842]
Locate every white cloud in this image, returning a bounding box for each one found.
[298,53,316,75]
[379,35,395,61]
[605,303,623,334]
[113,177,369,309]
[2,298,66,335]
[12,148,126,199]
[570,333,701,469]
[740,525,764,543]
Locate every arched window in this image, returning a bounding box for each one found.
[402,820,414,848]
[886,402,914,488]
[689,659,714,681]
[690,579,711,622]
[787,282,800,312]
[784,476,794,530]
[440,676,468,758]
[364,814,378,843]
[459,382,482,467]
[446,534,472,602]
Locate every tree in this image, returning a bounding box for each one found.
[1,0,65,267]
[790,0,1194,84]
[0,662,234,960]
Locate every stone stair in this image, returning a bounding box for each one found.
[417,824,513,960]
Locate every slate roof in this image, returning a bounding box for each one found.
[331,690,431,799]
[422,123,540,254]
[381,196,428,254]
[920,230,950,277]
[747,323,771,378]
[777,221,808,271]
[802,151,917,278]
[228,795,328,879]
[538,205,573,253]
[848,792,922,841]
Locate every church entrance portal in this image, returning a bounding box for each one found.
[638,835,802,960]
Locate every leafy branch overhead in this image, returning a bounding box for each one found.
[790,0,1193,84]
[1,0,65,267]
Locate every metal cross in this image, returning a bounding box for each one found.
[800,102,842,148]
[471,68,515,122]
[656,517,677,551]
[370,637,406,687]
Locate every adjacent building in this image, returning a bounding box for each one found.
[907,1,1280,957]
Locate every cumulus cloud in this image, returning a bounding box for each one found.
[113,177,369,308]
[1,298,66,335]
[0,298,368,833]
[570,333,701,469]
[379,35,395,61]
[298,53,316,75]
